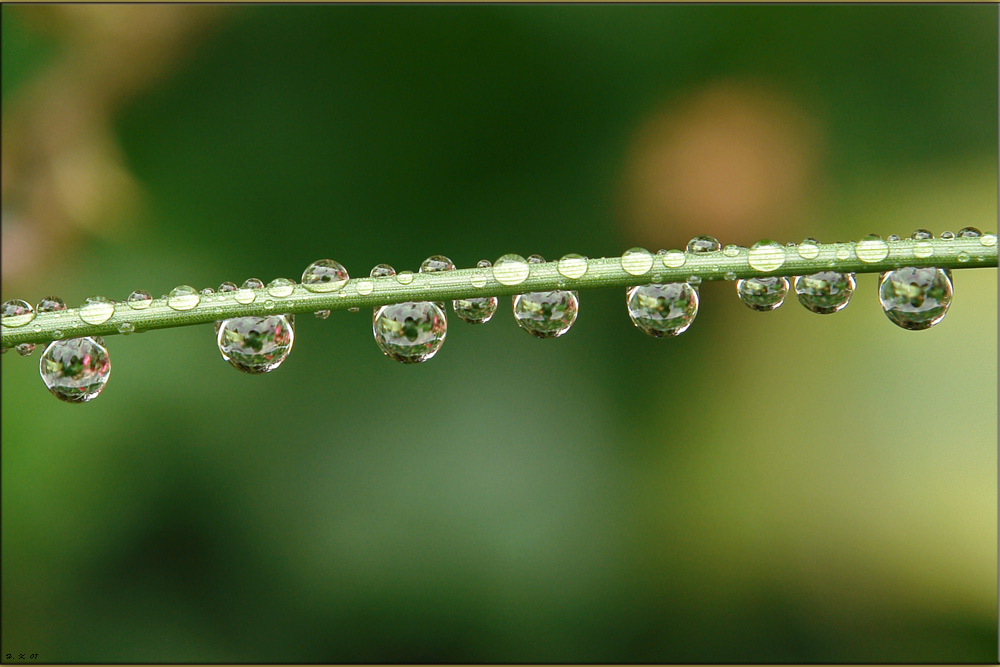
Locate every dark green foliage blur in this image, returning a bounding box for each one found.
[2,5,997,662]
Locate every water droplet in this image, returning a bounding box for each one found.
[737,276,789,311]
[314,310,331,320]
[79,296,115,325]
[797,238,820,260]
[373,301,447,363]
[887,234,901,242]
[52,329,64,339]
[218,281,238,293]
[723,271,737,281]
[453,293,498,324]
[1,299,35,328]
[940,231,955,240]
[513,290,579,338]
[39,336,111,403]
[33,324,42,332]
[856,234,889,263]
[493,254,530,286]
[235,278,261,305]
[957,252,970,263]
[557,253,588,279]
[267,277,295,298]
[117,322,135,335]
[301,259,349,293]
[687,235,721,253]
[621,247,653,276]
[348,307,360,313]
[200,287,215,297]
[879,267,952,330]
[395,271,415,285]
[747,240,785,272]
[167,285,200,311]
[662,250,686,268]
[687,275,702,288]
[626,283,698,337]
[911,229,934,240]
[527,254,546,265]
[264,300,275,310]
[16,343,36,356]
[794,271,856,314]
[217,315,295,373]
[370,264,396,278]
[835,244,852,261]
[913,241,934,259]
[37,296,67,314]
[958,227,982,239]
[723,244,741,257]
[419,255,455,274]
[981,234,997,247]
[356,279,374,296]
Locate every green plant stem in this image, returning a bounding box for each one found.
[3,237,996,347]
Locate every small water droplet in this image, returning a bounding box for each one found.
[16,342,36,357]
[626,283,698,337]
[687,275,702,288]
[513,290,579,338]
[723,271,737,281]
[557,253,588,280]
[419,255,455,273]
[52,329,64,339]
[957,252,970,263]
[37,296,67,314]
[737,276,789,311]
[981,233,997,247]
[662,250,686,268]
[218,282,238,293]
[879,267,952,330]
[301,259,349,293]
[911,229,934,240]
[527,254,546,265]
[39,336,111,403]
[958,227,982,239]
[794,271,856,314]
[722,244,741,257]
[118,322,135,335]
[200,287,216,297]
[167,285,201,311]
[267,277,296,298]
[687,234,721,253]
[453,294,498,324]
[797,238,820,260]
[1,299,35,328]
[834,244,852,261]
[747,240,786,272]
[264,299,275,309]
[314,310,331,320]
[79,296,115,325]
[940,231,955,240]
[913,241,934,259]
[356,279,374,296]
[370,264,396,278]
[33,323,42,332]
[856,234,889,263]
[621,247,654,276]
[887,234,901,242]
[373,301,447,362]
[347,307,360,313]
[235,279,261,305]
[395,271,415,285]
[217,315,295,373]
[493,254,530,286]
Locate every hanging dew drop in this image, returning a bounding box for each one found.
[557,254,588,280]
[737,276,789,311]
[314,310,331,320]
[513,289,579,338]
[621,247,654,276]
[626,283,698,337]
[39,336,111,403]
[493,254,530,286]
[723,271,737,281]
[301,259,349,293]
[16,343,36,357]
[687,234,721,253]
[794,271,856,314]
[217,315,295,373]
[687,275,702,288]
[878,267,953,331]
[117,322,135,335]
[747,240,786,272]
[167,285,200,311]
[373,301,447,363]
[267,277,296,298]
[1,299,35,328]
[662,250,686,268]
[79,296,115,325]
[455,259,498,323]
[856,234,889,263]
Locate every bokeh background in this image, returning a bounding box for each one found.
[2,5,997,663]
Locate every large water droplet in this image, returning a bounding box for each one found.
[1,299,35,328]
[267,277,296,298]
[794,271,856,314]
[167,285,200,311]
[747,240,785,272]
[661,250,686,268]
[493,254,530,286]
[797,238,820,260]
[39,336,111,403]
[217,315,295,373]
[302,259,349,293]
[626,283,698,337]
[16,343,36,356]
[878,267,952,330]
[621,247,654,276]
[37,296,67,314]
[737,276,789,311]
[557,253,588,280]
[79,296,115,325]
[373,301,447,363]
[958,227,982,239]
[856,234,889,263]
[687,235,721,253]
[513,290,579,338]
[419,255,455,274]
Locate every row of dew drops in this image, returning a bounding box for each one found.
[1,228,994,404]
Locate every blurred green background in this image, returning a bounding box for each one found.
[2,5,997,662]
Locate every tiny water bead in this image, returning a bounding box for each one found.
[371,263,396,278]
[218,281,238,293]
[661,250,686,268]
[557,254,588,280]
[419,255,456,274]
[513,289,579,338]
[453,294,498,324]
[267,277,296,298]
[887,234,902,242]
[235,278,262,305]
[395,271,415,285]
[747,240,786,272]
[958,252,971,263]
[911,229,934,240]
[834,244,853,261]
[940,231,955,240]
[356,279,374,296]
[39,336,111,403]
[913,241,934,259]
[167,285,200,311]
[493,254,530,286]
[981,233,997,247]
[621,247,654,276]
[37,296,67,314]
[687,234,721,254]
[722,244,741,258]
[879,267,953,331]
[794,271,856,314]
[16,343,36,356]
[1,299,35,328]
[373,301,447,363]
[737,276,789,311]
[958,227,982,239]
[626,283,698,337]
[117,322,136,335]
[79,296,115,325]
[471,259,492,288]
[314,310,331,320]
[301,259,349,293]
[856,234,889,263]
[217,314,295,373]
[797,238,820,260]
